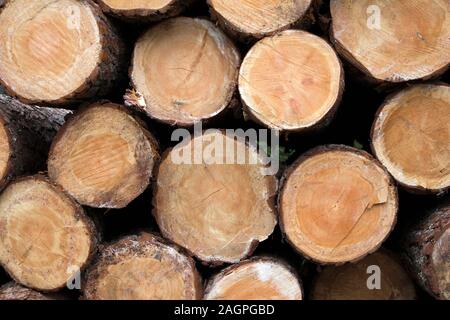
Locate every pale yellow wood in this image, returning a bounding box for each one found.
[0,0,102,101]
[331,0,450,82]
[131,17,240,125]
[372,85,450,192]
[280,147,397,264]
[0,177,94,291]
[239,30,342,131]
[154,131,277,264]
[205,258,302,300]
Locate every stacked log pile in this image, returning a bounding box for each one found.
[0,0,448,300]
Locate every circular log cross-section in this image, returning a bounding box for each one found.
[279,145,398,264]
[128,17,240,126]
[0,95,71,191]
[0,0,125,105]
[0,176,97,291]
[204,257,303,300]
[154,130,277,264]
[96,0,191,22]
[0,282,62,300]
[239,30,343,132]
[371,84,450,194]
[311,250,417,300]
[0,119,10,188]
[330,0,450,82]
[402,203,450,300]
[48,101,159,209]
[83,233,202,300]
[207,0,312,40]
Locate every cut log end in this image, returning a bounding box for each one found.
[239,30,343,132]
[96,0,189,22]
[130,17,240,126]
[0,176,96,291]
[83,233,202,300]
[280,145,398,264]
[372,84,450,194]
[402,203,450,300]
[0,118,11,188]
[204,257,303,300]
[154,131,277,264]
[208,0,312,39]
[0,0,124,105]
[0,282,61,300]
[311,250,417,300]
[48,101,159,208]
[331,0,450,82]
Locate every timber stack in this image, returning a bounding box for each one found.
[0,0,448,301]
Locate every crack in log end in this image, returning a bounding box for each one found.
[130,17,240,126]
[239,30,342,132]
[331,0,450,82]
[0,176,96,291]
[0,0,126,105]
[372,84,450,193]
[154,131,277,264]
[48,102,159,208]
[330,201,388,255]
[280,146,397,264]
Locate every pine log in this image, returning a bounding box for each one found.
[207,0,313,41]
[0,94,71,191]
[83,233,202,300]
[279,145,398,264]
[95,0,193,22]
[330,0,450,83]
[0,0,125,105]
[126,17,240,126]
[401,202,450,300]
[204,257,303,300]
[153,130,277,265]
[371,84,450,194]
[0,282,64,300]
[0,175,98,291]
[239,30,344,132]
[311,249,416,300]
[48,101,159,209]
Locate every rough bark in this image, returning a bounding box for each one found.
[279,145,398,265]
[0,94,71,191]
[0,0,126,106]
[48,101,159,209]
[83,232,202,300]
[401,202,450,300]
[0,175,98,292]
[0,282,65,300]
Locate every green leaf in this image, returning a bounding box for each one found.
[353,139,364,150]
